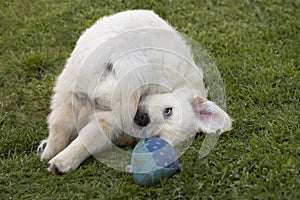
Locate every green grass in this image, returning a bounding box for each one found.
[1,0,299,199]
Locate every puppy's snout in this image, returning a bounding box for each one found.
[134,110,150,127]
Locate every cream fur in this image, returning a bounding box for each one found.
[37,10,232,173]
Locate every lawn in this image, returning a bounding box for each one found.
[0,0,299,199]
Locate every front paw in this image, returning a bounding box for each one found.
[48,158,71,174]
[48,155,79,174]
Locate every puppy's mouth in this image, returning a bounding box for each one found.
[134,123,164,139]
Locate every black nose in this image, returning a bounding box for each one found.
[134,111,150,127]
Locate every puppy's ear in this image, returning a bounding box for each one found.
[192,97,232,134]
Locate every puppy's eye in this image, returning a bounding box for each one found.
[163,107,172,118]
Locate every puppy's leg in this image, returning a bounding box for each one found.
[48,112,114,173]
[38,92,77,160]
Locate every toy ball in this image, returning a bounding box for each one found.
[130,136,180,186]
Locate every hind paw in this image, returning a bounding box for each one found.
[37,139,47,156]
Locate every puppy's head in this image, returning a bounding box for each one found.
[134,89,232,146]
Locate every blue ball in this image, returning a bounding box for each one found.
[131,137,180,186]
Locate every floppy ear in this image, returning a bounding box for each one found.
[192,97,232,134]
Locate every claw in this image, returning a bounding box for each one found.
[48,163,64,175]
[37,139,47,156]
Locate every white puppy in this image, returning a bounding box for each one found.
[37,10,232,173]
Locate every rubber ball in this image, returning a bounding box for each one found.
[131,136,180,186]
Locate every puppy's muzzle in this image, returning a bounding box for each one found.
[134,110,150,127]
